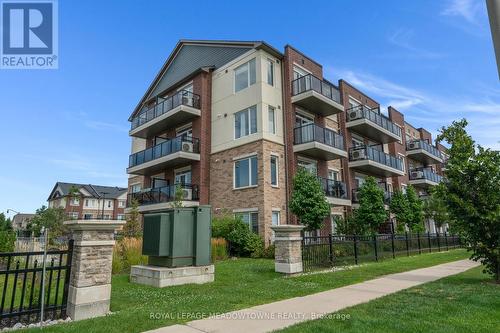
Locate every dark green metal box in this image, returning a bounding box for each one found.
[142,206,211,267]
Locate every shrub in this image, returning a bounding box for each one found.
[112,237,147,274]
[212,215,264,257]
[211,238,229,262]
[212,215,240,239]
[0,230,15,253]
[260,244,275,259]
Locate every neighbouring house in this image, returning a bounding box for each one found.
[47,182,128,220]
[11,213,35,232]
[126,39,447,245]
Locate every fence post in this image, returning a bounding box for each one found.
[444,232,449,251]
[437,232,441,251]
[353,235,358,265]
[417,232,421,255]
[328,233,334,267]
[373,234,378,262]
[64,219,125,321]
[428,232,432,253]
[391,232,395,259]
[405,231,410,256]
[271,225,305,274]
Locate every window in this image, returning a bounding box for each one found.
[272,211,280,226]
[267,59,274,86]
[70,197,80,206]
[131,184,141,193]
[236,211,259,233]
[117,214,125,220]
[298,159,317,175]
[293,66,308,80]
[69,212,79,220]
[234,155,258,188]
[328,170,339,181]
[270,155,278,187]
[176,126,193,139]
[107,200,112,208]
[234,105,257,139]
[234,58,256,92]
[331,214,342,234]
[401,184,407,194]
[85,199,89,207]
[84,214,93,220]
[103,215,110,220]
[175,169,192,185]
[118,200,126,208]
[268,106,276,134]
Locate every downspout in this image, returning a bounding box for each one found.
[281,55,291,225]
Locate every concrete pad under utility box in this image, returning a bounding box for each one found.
[130,264,214,288]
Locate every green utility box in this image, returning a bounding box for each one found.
[142,206,211,267]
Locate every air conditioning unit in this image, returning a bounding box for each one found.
[181,141,194,153]
[182,96,193,107]
[182,188,192,200]
[348,109,363,121]
[408,142,419,150]
[351,149,366,160]
[411,171,424,179]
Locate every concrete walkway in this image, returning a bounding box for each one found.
[145,259,479,333]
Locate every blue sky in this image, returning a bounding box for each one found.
[0,0,498,216]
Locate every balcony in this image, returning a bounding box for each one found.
[406,140,443,165]
[129,91,201,138]
[127,184,199,212]
[345,106,402,143]
[291,74,344,116]
[348,145,405,177]
[318,178,351,206]
[293,124,347,160]
[408,167,442,188]
[352,183,393,204]
[127,136,200,175]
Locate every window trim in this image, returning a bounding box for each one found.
[234,210,259,233]
[270,154,279,187]
[233,155,258,190]
[234,58,256,93]
[268,105,276,134]
[234,105,258,139]
[266,58,274,86]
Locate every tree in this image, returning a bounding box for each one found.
[436,119,500,282]
[123,198,142,238]
[27,206,67,245]
[406,185,424,232]
[423,185,450,232]
[172,184,184,208]
[333,214,364,235]
[67,185,80,218]
[289,168,330,231]
[0,213,15,253]
[390,190,410,232]
[354,177,388,234]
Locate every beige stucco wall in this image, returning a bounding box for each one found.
[211,49,284,154]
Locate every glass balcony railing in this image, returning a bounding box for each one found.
[130,90,201,130]
[346,105,402,138]
[406,140,443,160]
[291,74,341,104]
[318,178,348,199]
[352,183,393,204]
[129,136,200,168]
[409,168,443,183]
[294,123,345,150]
[127,183,199,206]
[349,145,404,172]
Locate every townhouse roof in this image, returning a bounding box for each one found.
[47,182,127,201]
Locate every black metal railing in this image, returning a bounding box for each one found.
[352,188,393,204]
[293,123,345,150]
[406,140,443,160]
[291,74,341,104]
[127,184,200,206]
[302,233,461,271]
[318,178,347,199]
[129,136,200,168]
[409,167,443,183]
[130,90,201,130]
[0,241,73,328]
[346,105,402,138]
[349,145,404,171]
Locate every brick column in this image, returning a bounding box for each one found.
[271,225,305,274]
[64,220,125,321]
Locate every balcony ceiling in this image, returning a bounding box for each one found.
[127,152,200,176]
[346,119,400,143]
[293,142,347,160]
[291,91,344,116]
[408,178,439,189]
[349,160,405,178]
[406,149,443,165]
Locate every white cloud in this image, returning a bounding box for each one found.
[327,66,500,150]
[441,0,482,24]
[387,29,445,59]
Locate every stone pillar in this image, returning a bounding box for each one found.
[64,220,125,321]
[271,225,305,274]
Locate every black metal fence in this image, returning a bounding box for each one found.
[302,233,461,272]
[0,240,73,328]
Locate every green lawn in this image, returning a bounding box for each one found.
[278,266,500,333]
[22,250,469,333]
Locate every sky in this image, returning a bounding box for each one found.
[0,0,498,216]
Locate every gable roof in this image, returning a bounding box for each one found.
[129,39,283,120]
[47,182,127,201]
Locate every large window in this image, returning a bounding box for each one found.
[268,106,276,134]
[234,155,258,188]
[131,184,141,193]
[235,58,256,92]
[235,106,257,139]
[267,59,274,86]
[270,155,278,186]
[236,211,259,234]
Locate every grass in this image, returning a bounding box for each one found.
[278,266,500,333]
[16,249,470,333]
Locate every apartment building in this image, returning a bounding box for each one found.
[126,40,446,244]
[47,182,128,220]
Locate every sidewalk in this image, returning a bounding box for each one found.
[145,259,479,333]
